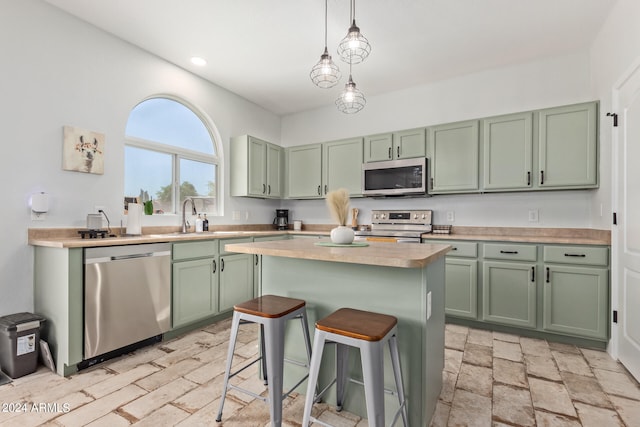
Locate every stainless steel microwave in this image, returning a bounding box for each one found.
[362,157,429,197]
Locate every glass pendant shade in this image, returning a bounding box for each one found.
[335,75,366,114]
[310,47,341,88]
[337,20,370,64]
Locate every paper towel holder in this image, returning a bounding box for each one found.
[30,192,49,221]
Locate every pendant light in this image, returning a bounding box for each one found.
[336,64,366,114]
[337,0,371,65]
[310,0,341,88]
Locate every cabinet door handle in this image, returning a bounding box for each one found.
[317,185,321,195]
[430,177,434,189]
[531,266,535,282]
[324,185,328,195]
[527,171,531,186]
[500,250,519,254]
[221,258,225,272]
[451,247,458,251]
[268,184,271,194]
[388,147,392,159]
[564,253,586,258]
[546,267,550,283]
[540,170,545,185]
[212,259,217,273]
[397,146,400,158]
[262,183,266,194]
[255,254,259,266]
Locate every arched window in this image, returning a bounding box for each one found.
[124,97,220,215]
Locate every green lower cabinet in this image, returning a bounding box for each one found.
[219,253,254,312]
[543,264,609,340]
[482,261,537,328]
[445,258,478,319]
[172,257,218,328]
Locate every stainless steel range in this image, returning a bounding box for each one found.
[355,209,432,243]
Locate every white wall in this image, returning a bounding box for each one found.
[281,51,601,228]
[0,0,281,316]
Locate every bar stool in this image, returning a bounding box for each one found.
[302,308,408,427]
[216,295,313,426]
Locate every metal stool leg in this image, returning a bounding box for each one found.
[360,340,386,427]
[302,329,327,427]
[216,311,242,422]
[335,343,350,411]
[264,317,286,427]
[260,324,268,385]
[389,334,408,427]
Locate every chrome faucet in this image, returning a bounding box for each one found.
[181,198,197,233]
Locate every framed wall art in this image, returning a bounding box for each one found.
[62,125,105,174]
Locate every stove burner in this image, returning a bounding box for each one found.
[78,229,108,239]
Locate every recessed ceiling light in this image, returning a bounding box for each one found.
[190,56,207,66]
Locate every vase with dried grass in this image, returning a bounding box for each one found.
[325,188,355,244]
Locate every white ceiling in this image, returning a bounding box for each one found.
[44,0,617,116]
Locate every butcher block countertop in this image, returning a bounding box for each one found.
[225,238,451,268]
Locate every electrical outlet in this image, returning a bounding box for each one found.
[232,211,241,221]
[244,211,249,221]
[94,205,105,213]
[31,211,46,221]
[528,209,539,222]
[446,211,455,222]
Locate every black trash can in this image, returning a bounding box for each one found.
[0,313,45,378]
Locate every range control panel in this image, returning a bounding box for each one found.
[371,210,432,225]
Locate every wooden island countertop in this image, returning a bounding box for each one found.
[225,238,452,268]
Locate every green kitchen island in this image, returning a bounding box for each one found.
[225,238,451,426]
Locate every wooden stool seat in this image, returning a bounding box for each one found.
[234,295,306,318]
[316,308,397,341]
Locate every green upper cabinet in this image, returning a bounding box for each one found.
[538,102,598,189]
[364,128,426,162]
[364,133,392,162]
[322,137,363,196]
[230,135,283,198]
[286,139,363,199]
[428,120,479,193]
[285,144,323,198]
[483,112,533,191]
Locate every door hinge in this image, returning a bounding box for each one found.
[613,310,618,323]
[606,112,618,127]
[613,212,618,225]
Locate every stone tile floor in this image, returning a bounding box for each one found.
[0,319,638,426]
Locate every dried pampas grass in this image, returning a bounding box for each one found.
[325,188,350,226]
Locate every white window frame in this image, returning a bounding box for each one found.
[124,97,222,216]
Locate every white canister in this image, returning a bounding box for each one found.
[293,220,302,231]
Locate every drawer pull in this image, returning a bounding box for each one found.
[546,267,550,283]
[388,147,392,159]
[451,247,458,251]
[397,146,401,158]
[531,266,535,282]
[500,250,519,254]
[564,253,586,258]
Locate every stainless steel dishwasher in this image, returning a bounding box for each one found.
[83,243,171,363]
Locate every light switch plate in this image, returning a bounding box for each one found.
[528,209,539,222]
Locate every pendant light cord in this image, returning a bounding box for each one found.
[324,0,328,48]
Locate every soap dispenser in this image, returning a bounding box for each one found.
[195,214,204,233]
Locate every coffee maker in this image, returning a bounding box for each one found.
[274,209,289,230]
